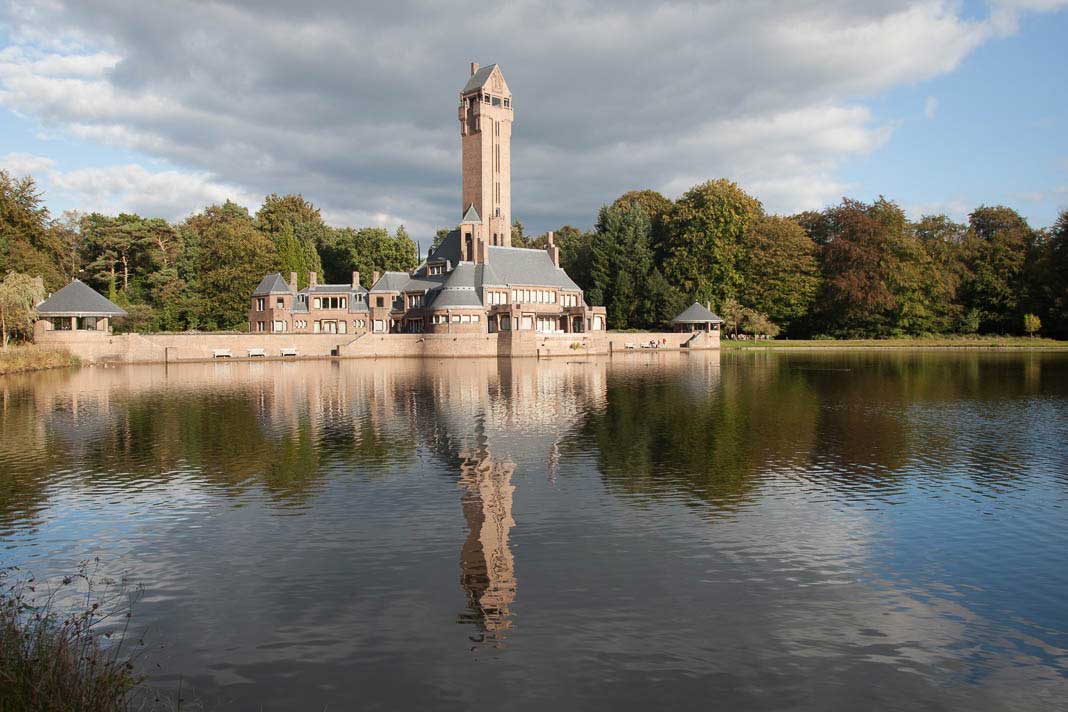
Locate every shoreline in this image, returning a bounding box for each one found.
[721,337,1068,351]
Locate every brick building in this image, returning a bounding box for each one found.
[248,62,605,336]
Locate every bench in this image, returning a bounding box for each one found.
[624,342,637,350]
[212,349,232,358]
[247,348,266,358]
[280,347,298,357]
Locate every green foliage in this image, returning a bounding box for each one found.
[318,225,417,287]
[586,203,680,329]
[255,194,325,289]
[1023,313,1041,337]
[0,272,46,348]
[0,171,66,290]
[663,179,763,309]
[740,215,820,335]
[959,206,1034,333]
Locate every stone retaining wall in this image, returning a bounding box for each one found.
[35,328,716,364]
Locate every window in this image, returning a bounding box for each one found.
[409,294,424,308]
[376,296,385,308]
[273,320,286,333]
[451,315,461,323]
[255,297,266,311]
[461,314,471,323]
[504,98,510,108]
[338,321,346,334]
[313,297,321,309]
[428,264,443,276]
[373,320,385,333]
[472,314,480,322]
[276,297,284,309]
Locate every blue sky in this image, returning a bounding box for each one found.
[1,1,1066,235]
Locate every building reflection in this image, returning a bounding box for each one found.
[457,437,516,644]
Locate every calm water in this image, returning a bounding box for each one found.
[1,352,1067,710]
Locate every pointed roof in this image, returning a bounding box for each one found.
[36,279,128,317]
[430,263,483,309]
[671,302,723,324]
[461,204,482,224]
[252,272,292,296]
[462,63,501,94]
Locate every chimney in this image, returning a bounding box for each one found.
[352,271,360,289]
[707,302,712,312]
[470,62,479,76]
[309,271,317,288]
[372,270,380,285]
[546,231,559,266]
[289,271,298,291]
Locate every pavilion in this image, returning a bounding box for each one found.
[671,302,723,333]
[35,279,127,334]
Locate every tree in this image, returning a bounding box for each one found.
[317,226,417,286]
[611,189,673,254]
[511,218,531,248]
[184,203,280,330]
[0,171,66,290]
[720,298,744,337]
[587,204,660,329]
[1023,313,1041,338]
[0,271,45,348]
[816,198,955,337]
[742,309,780,338]
[663,179,762,309]
[1038,210,1068,338]
[740,215,820,335]
[255,194,325,288]
[959,206,1034,333]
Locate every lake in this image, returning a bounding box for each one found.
[1,351,1066,711]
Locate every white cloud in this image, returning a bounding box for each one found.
[1013,191,1046,203]
[1,151,55,175]
[0,152,258,220]
[0,1,1065,230]
[924,96,939,119]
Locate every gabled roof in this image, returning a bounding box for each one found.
[461,204,481,224]
[462,64,500,94]
[486,246,582,290]
[36,280,128,317]
[253,273,292,296]
[370,271,413,293]
[672,302,724,324]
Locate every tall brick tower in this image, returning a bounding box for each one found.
[459,62,513,254]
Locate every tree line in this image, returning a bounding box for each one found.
[522,181,1067,338]
[0,170,417,334]
[3,169,1067,339]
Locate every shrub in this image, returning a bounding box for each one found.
[0,561,147,712]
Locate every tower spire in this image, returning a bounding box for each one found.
[459,62,513,256]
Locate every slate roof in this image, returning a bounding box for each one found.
[306,283,368,295]
[36,280,128,317]
[253,273,291,296]
[462,64,499,94]
[461,205,481,224]
[429,263,483,309]
[672,302,724,324]
[485,246,582,290]
[369,271,412,293]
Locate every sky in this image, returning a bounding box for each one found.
[1,0,1066,240]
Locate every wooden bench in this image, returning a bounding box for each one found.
[212,349,232,358]
[280,347,298,357]
[247,348,266,358]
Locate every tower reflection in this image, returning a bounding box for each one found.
[457,438,516,646]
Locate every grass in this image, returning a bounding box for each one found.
[0,344,80,376]
[0,562,152,712]
[720,335,1068,350]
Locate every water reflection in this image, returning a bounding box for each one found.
[2,351,1067,710]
